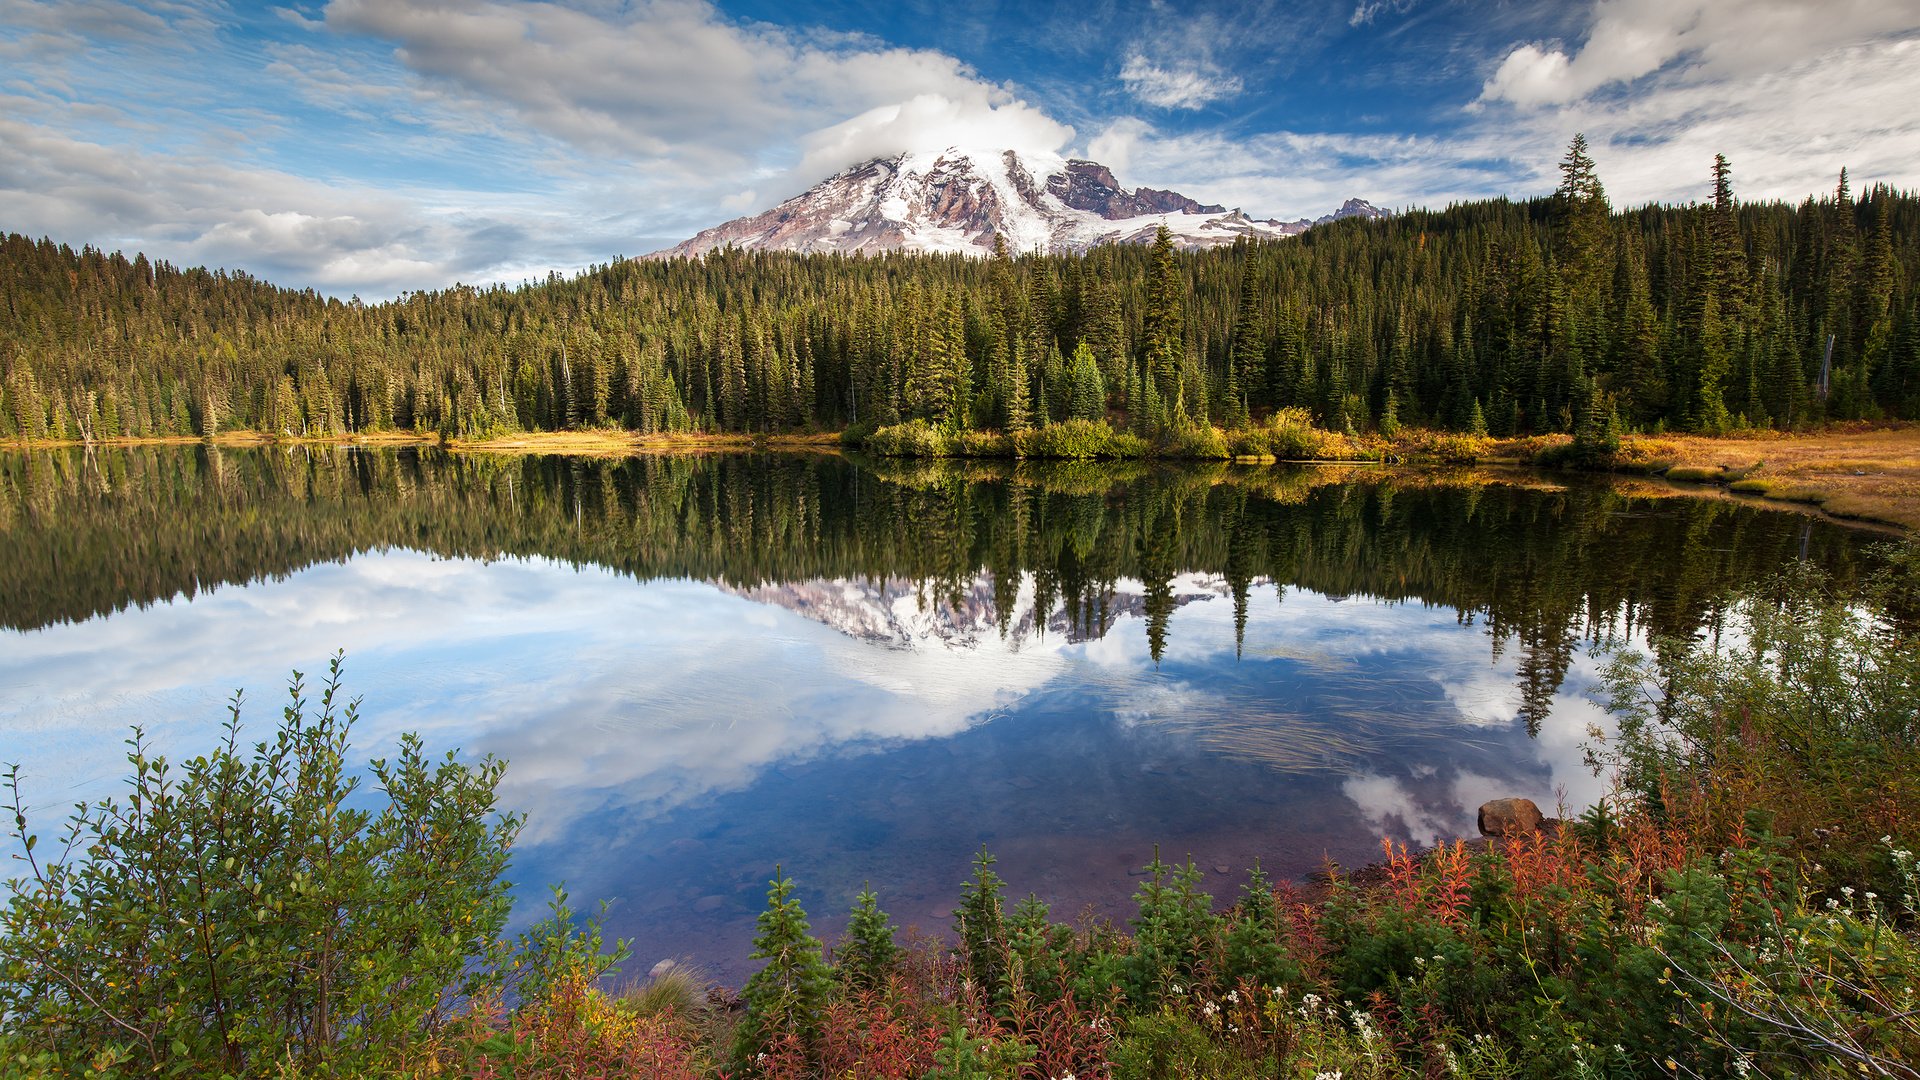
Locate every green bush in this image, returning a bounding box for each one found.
[1011,419,1145,459]
[0,655,520,1076]
[1111,1012,1266,1080]
[1151,423,1231,460]
[864,418,956,457]
[955,430,1014,457]
[1263,408,1337,460]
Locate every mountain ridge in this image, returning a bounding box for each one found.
[653,148,1384,259]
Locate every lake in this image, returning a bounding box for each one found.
[0,446,1883,981]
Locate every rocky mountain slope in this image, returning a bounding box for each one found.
[656,148,1383,258]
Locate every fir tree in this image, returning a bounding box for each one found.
[1143,224,1186,423]
[735,867,833,1067]
[837,886,899,992]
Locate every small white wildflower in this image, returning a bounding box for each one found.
[1202,1000,1218,1018]
[1225,989,1238,1003]
[1842,885,1855,898]
[1314,1072,1343,1080]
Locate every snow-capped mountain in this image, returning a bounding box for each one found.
[723,571,1237,652]
[655,149,1385,258]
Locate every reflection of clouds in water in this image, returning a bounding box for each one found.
[1105,581,1622,840]
[1,551,1626,865]
[0,552,1077,851]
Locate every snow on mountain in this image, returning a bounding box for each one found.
[654,149,1385,259]
[722,571,1236,653]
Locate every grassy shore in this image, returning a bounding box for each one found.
[5,423,1914,531]
[445,429,843,455]
[1602,424,1920,531]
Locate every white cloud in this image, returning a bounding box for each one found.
[1118,52,1243,110]
[0,0,1078,295]
[1480,0,1918,107]
[794,91,1073,180]
[1349,0,1418,29]
[1080,119,1511,221]
[323,0,1070,180]
[1083,1,1920,221]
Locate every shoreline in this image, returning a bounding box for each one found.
[4,423,1914,533]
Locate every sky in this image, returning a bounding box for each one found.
[3,0,1918,298]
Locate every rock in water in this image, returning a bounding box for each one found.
[649,958,678,980]
[1478,798,1545,837]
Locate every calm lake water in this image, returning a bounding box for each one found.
[0,446,1883,980]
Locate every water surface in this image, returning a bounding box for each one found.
[0,447,1879,979]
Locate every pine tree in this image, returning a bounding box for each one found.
[1067,340,1106,422]
[837,886,899,992]
[1222,862,1301,989]
[1553,133,1612,301]
[734,867,833,1066]
[1143,224,1186,423]
[954,847,1007,1006]
[1229,256,1266,421]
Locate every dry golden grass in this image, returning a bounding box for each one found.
[1634,424,1920,532]
[0,430,443,451]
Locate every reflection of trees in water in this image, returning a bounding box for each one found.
[0,447,1873,727]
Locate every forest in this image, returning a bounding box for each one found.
[3,142,1918,446]
[0,446,1877,730]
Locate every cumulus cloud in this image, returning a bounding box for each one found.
[1086,0,1920,220]
[0,0,1076,295]
[1479,0,1918,107]
[323,0,1069,179]
[795,91,1073,180]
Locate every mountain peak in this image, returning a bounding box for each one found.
[654,149,1385,259]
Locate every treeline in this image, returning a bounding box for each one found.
[1,447,1874,728]
[3,142,1917,441]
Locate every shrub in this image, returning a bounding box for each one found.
[1152,423,1231,460]
[1011,419,1144,459]
[1264,408,1339,460]
[0,655,520,1077]
[619,962,709,1019]
[955,430,1014,457]
[864,418,956,457]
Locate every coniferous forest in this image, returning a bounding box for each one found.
[4,146,1918,445]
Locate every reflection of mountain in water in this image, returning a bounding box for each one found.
[724,573,1229,651]
[0,447,1879,731]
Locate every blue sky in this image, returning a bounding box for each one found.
[4,0,1918,297]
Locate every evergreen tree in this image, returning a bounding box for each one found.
[735,867,833,1067]
[954,847,1008,1006]
[1143,224,1186,424]
[837,886,899,992]
[1066,340,1106,422]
